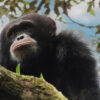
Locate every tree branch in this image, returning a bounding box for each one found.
[0,66,68,100]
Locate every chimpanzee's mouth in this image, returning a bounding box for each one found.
[12,41,35,51]
[10,39,38,62]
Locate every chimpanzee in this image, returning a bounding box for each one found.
[0,13,99,100]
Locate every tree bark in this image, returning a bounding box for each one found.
[0,66,68,100]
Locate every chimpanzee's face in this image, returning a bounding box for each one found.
[1,14,56,62]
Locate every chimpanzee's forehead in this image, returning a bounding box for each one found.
[3,14,40,31]
[1,13,56,38]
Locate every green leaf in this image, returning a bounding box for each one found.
[97,42,100,52]
[80,0,84,1]
[0,12,3,16]
[23,0,29,5]
[72,0,79,4]
[40,73,44,80]
[59,17,63,21]
[89,9,95,16]
[16,64,20,75]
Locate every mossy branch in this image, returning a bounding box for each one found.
[0,66,68,100]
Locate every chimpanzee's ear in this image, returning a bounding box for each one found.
[48,17,56,36]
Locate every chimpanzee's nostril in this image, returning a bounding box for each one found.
[17,35,24,41]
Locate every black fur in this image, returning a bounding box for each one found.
[0,13,99,100]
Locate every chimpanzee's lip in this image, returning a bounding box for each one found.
[13,41,34,51]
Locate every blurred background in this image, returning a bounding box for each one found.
[0,0,100,82]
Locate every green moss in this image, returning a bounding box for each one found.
[1,75,23,97]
